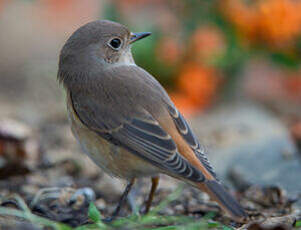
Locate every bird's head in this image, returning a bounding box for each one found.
[58,20,151,86]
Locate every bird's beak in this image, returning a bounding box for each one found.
[130,32,151,44]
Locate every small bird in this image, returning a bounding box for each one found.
[58,20,247,222]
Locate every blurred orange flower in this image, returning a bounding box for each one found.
[156,37,182,65]
[190,26,226,62]
[257,0,301,47]
[171,63,219,116]
[222,0,301,48]
[169,92,199,117]
[221,0,259,41]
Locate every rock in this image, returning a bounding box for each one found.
[0,118,39,178]
[29,186,95,227]
[239,214,298,230]
[190,103,300,201]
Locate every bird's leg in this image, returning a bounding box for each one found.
[144,177,159,213]
[107,178,135,222]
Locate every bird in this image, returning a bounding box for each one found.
[57,20,247,222]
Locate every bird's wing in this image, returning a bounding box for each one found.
[70,81,205,183]
[165,104,218,180]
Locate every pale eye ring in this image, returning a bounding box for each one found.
[108,38,122,50]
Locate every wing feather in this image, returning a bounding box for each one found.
[166,104,218,180]
[71,92,205,182]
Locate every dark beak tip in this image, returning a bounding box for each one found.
[130,32,151,43]
[143,32,152,37]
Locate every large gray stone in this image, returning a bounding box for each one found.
[190,102,300,197]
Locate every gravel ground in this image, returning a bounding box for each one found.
[0,117,300,229]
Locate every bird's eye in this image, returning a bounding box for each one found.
[109,38,122,50]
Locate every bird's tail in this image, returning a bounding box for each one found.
[196,180,247,222]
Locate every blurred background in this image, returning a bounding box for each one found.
[0,0,301,227]
[1,0,300,118]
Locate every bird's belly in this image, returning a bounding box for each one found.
[66,99,158,179]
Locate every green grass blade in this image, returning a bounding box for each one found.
[87,203,108,229]
[295,220,301,228]
[88,203,102,223]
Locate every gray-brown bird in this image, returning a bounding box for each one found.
[57,20,247,222]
